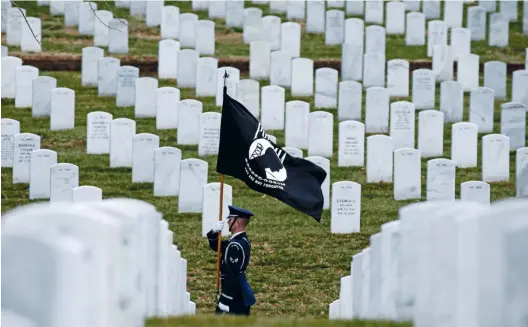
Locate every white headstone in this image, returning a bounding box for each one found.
[390,101,416,150]
[423,0,441,19]
[97,57,120,96]
[418,110,444,158]
[145,0,163,26]
[331,181,361,233]
[237,79,260,119]
[365,86,390,133]
[412,69,436,109]
[440,81,464,122]
[512,70,528,108]
[280,22,301,58]
[6,7,26,46]
[261,85,285,130]
[482,134,510,182]
[72,185,103,202]
[216,67,240,106]
[499,0,518,21]
[226,1,244,28]
[1,45,7,57]
[1,118,20,168]
[285,101,309,149]
[479,0,496,12]
[460,181,490,204]
[20,17,41,53]
[432,45,453,81]
[305,156,330,209]
[450,27,471,61]
[50,163,79,201]
[365,25,386,55]
[262,16,282,51]
[458,53,481,92]
[110,118,136,168]
[179,13,198,48]
[177,99,203,145]
[78,2,97,35]
[469,87,495,133]
[393,148,421,200]
[405,12,425,45]
[489,14,509,47]
[15,65,39,108]
[308,111,334,158]
[467,6,486,40]
[387,59,409,97]
[156,87,180,130]
[426,158,456,201]
[154,146,182,196]
[29,149,57,199]
[341,43,363,82]
[1,1,12,33]
[291,58,314,96]
[270,0,287,13]
[270,51,292,87]
[338,80,363,121]
[365,0,384,24]
[195,20,215,55]
[243,8,263,44]
[201,183,232,236]
[196,57,218,97]
[134,77,158,118]
[287,0,305,20]
[346,0,364,15]
[363,53,385,88]
[161,6,179,39]
[427,19,449,54]
[500,102,526,151]
[451,122,479,168]
[306,0,325,33]
[443,0,463,28]
[338,120,365,167]
[516,147,528,197]
[50,88,75,131]
[81,47,104,87]
[132,133,160,183]
[108,19,128,54]
[93,10,113,47]
[386,1,405,34]
[87,111,112,154]
[116,66,139,107]
[484,60,507,100]
[198,112,221,157]
[177,49,198,88]
[283,147,303,158]
[250,41,271,80]
[315,68,338,109]
[344,18,364,47]
[208,0,226,19]
[366,135,393,183]
[178,158,208,213]
[325,10,345,45]
[13,133,41,184]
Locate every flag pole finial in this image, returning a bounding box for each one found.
[223,69,229,87]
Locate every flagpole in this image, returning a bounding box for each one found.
[215,174,225,296]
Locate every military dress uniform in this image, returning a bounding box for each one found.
[207,206,256,316]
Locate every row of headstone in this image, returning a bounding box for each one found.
[2,198,195,327]
[330,198,528,327]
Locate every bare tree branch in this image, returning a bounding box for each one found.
[88,1,123,33]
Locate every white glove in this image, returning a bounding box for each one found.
[212,220,225,233]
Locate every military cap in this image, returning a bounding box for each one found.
[228,205,254,219]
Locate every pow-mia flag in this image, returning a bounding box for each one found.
[216,86,327,221]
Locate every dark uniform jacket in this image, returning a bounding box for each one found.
[207,230,253,314]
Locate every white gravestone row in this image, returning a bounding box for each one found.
[2,56,23,99]
[440,80,464,122]
[306,0,325,33]
[21,17,42,53]
[132,133,160,183]
[366,135,393,183]
[117,66,140,107]
[156,87,180,130]
[365,86,390,133]
[338,80,362,121]
[98,57,120,96]
[109,19,129,54]
[270,51,292,87]
[29,149,57,200]
[110,118,136,168]
[196,57,218,97]
[135,77,158,118]
[332,199,528,327]
[262,85,285,130]
[154,147,182,197]
[1,118,21,168]
[285,100,309,149]
[237,79,260,119]
[482,134,510,182]
[315,68,338,109]
[15,65,39,109]
[2,199,196,327]
[161,6,179,40]
[50,88,75,131]
[484,60,507,100]
[390,101,416,150]
[331,181,361,233]
[512,70,528,108]
[178,158,208,213]
[387,59,409,97]
[338,120,365,167]
[308,111,334,158]
[363,53,385,88]
[87,111,113,154]
[216,67,240,106]
[394,148,421,200]
[500,102,526,151]
[198,112,221,157]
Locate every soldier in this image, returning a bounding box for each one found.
[207,205,256,316]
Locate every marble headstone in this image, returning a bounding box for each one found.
[331,181,362,233]
[153,147,182,196]
[366,135,393,183]
[451,122,478,168]
[132,133,160,183]
[13,133,41,184]
[178,158,208,213]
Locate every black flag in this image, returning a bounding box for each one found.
[216,87,327,221]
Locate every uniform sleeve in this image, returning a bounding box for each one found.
[207,230,228,252]
[223,241,246,275]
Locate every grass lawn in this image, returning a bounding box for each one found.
[6,0,528,61]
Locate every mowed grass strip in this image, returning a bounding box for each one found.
[5,0,528,61]
[1,69,521,318]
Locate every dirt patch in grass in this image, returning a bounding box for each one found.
[216,31,243,45]
[46,37,91,46]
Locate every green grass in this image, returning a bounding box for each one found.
[6,0,528,61]
[1,70,523,319]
